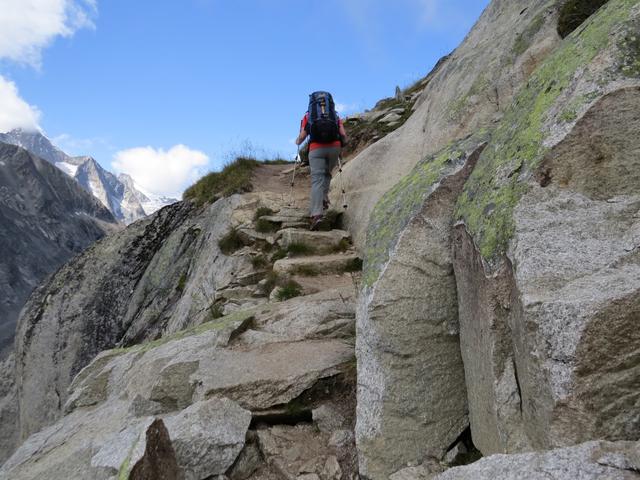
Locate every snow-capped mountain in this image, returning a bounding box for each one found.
[0,129,177,224]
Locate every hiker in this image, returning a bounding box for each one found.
[295,91,347,230]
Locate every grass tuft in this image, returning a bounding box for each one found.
[286,242,316,256]
[255,218,279,234]
[342,257,363,273]
[219,228,244,255]
[254,207,275,220]
[275,280,303,301]
[293,265,320,277]
[183,157,260,206]
[251,255,269,269]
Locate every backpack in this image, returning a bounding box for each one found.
[307,91,340,143]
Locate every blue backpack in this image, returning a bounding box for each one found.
[307,91,340,143]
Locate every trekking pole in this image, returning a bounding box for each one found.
[337,155,348,210]
[288,145,301,206]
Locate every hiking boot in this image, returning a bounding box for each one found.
[310,215,323,231]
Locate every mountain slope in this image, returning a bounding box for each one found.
[0,130,177,224]
[0,142,119,357]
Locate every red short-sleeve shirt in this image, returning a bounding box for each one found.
[301,113,342,151]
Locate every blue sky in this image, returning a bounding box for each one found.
[0,0,490,196]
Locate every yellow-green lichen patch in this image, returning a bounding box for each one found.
[363,133,489,288]
[111,309,255,356]
[456,0,637,262]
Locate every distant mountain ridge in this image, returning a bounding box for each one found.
[0,129,177,224]
[0,141,119,357]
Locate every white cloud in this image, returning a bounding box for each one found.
[52,132,112,156]
[0,76,41,132]
[0,0,97,66]
[112,145,209,197]
[335,102,359,115]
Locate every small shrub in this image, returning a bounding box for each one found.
[332,238,351,253]
[219,228,244,255]
[208,303,224,320]
[271,249,287,262]
[342,257,363,273]
[251,255,269,269]
[255,218,279,234]
[322,209,342,230]
[254,207,275,220]
[183,157,260,206]
[176,272,188,293]
[275,280,303,301]
[557,0,609,38]
[286,242,316,256]
[293,265,319,277]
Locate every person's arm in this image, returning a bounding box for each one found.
[295,126,308,146]
[339,119,348,146]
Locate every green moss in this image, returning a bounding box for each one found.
[456,0,635,262]
[513,13,546,56]
[560,109,578,122]
[619,32,640,77]
[111,309,255,355]
[363,133,488,287]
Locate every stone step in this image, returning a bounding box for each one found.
[278,228,351,253]
[273,253,361,277]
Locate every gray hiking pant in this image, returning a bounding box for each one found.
[308,146,340,217]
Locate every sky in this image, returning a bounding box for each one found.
[0,0,490,197]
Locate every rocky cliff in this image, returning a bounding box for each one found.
[0,142,118,357]
[2,0,640,479]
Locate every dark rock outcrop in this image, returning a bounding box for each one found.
[0,142,118,357]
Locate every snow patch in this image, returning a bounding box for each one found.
[55,161,79,177]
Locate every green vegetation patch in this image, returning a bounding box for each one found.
[219,228,244,255]
[456,0,634,262]
[255,218,279,233]
[286,242,316,256]
[363,133,488,288]
[183,157,260,206]
[342,257,364,273]
[254,207,275,220]
[111,309,255,356]
[275,280,303,301]
[558,0,610,38]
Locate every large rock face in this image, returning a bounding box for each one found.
[453,0,640,455]
[0,142,118,357]
[334,0,562,247]
[14,193,279,440]
[393,440,640,480]
[356,136,487,479]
